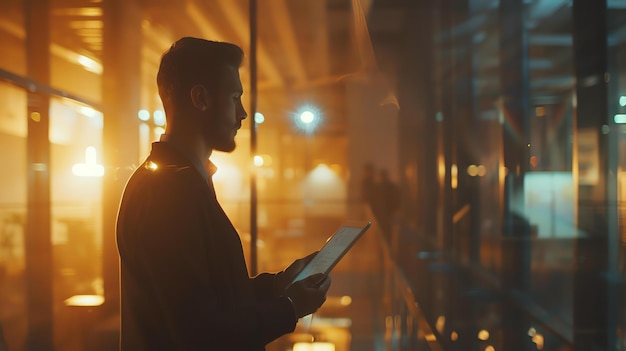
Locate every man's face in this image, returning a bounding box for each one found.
[204,66,247,152]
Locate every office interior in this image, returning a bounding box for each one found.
[0,0,625,350]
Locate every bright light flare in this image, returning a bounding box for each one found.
[253,155,264,167]
[477,329,490,341]
[293,105,322,134]
[72,146,104,177]
[77,55,102,74]
[300,110,315,124]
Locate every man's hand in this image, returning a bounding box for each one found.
[273,252,318,295]
[283,273,331,318]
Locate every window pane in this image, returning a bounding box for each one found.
[0,0,26,75]
[49,97,103,347]
[0,81,28,350]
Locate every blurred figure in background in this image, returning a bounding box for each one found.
[360,162,376,210]
[374,168,400,240]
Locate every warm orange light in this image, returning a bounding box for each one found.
[477,165,486,177]
[293,342,335,351]
[450,331,458,341]
[478,329,490,341]
[451,164,458,189]
[64,294,104,307]
[340,296,352,306]
[467,165,478,177]
[531,334,544,349]
[77,54,102,74]
[436,315,446,333]
[535,106,545,117]
[146,161,158,171]
[425,333,437,341]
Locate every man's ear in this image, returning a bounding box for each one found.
[190,84,210,112]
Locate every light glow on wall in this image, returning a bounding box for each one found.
[77,54,103,74]
[64,294,104,307]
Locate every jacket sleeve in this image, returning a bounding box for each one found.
[133,176,297,349]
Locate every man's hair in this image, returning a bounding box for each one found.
[157,37,244,114]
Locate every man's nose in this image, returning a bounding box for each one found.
[239,102,248,120]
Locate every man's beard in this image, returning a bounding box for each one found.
[204,125,236,153]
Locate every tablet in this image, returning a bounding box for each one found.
[290,221,371,285]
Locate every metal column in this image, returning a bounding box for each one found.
[24,0,53,349]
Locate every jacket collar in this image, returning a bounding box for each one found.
[149,135,217,183]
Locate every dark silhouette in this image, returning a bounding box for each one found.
[116,37,330,350]
[374,169,400,238]
[360,163,376,208]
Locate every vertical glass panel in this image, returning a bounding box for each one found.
[0,82,28,350]
[607,0,626,347]
[49,97,103,347]
[526,0,576,333]
[472,1,503,275]
[49,0,102,103]
[0,0,26,75]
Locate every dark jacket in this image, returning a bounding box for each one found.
[117,142,296,350]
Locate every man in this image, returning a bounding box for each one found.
[116,37,331,350]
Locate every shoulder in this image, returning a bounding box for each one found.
[122,162,208,208]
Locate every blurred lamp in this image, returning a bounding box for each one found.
[293,342,335,351]
[300,110,315,124]
[72,146,104,177]
[153,110,166,126]
[254,112,265,124]
[294,105,321,134]
[64,294,104,307]
[138,109,150,121]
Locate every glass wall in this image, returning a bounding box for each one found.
[0,81,28,351]
[608,1,626,348]
[0,0,26,75]
[395,0,626,350]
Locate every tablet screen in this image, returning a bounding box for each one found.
[291,222,371,285]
